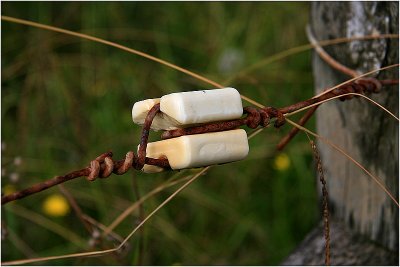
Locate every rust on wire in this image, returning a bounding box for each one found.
[1,104,169,205]
[1,76,398,206]
[310,140,331,266]
[162,77,396,140]
[136,103,161,170]
[306,25,360,78]
[160,106,277,140]
[161,106,284,140]
[277,105,319,151]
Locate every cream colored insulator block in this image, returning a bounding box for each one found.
[141,129,249,173]
[160,87,243,124]
[132,88,243,130]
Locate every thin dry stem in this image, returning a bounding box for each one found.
[131,173,144,265]
[6,228,37,259]
[285,92,399,121]
[2,167,210,266]
[306,25,359,78]
[313,64,399,99]
[0,15,264,108]
[285,118,399,207]
[58,185,93,234]
[82,215,124,243]
[247,127,267,140]
[103,172,190,236]
[5,205,87,249]
[223,32,398,85]
[2,13,398,266]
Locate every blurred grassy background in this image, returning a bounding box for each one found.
[1,2,318,265]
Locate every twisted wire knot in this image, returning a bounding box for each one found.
[333,77,382,101]
[2,77,397,205]
[86,150,171,181]
[85,76,386,181]
[244,106,286,129]
[87,151,134,181]
[86,103,170,181]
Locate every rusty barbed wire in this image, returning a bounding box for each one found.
[306,25,360,78]
[162,77,397,141]
[310,140,330,266]
[1,76,398,206]
[161,106,285,140]
[276,78,398,150]
[1,104,170,205]
[279,26,398,152]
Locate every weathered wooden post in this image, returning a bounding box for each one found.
[283,2,398,265]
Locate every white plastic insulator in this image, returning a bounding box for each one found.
[160,87,243,124]
[132,88,243,130]
[141,129,249,173]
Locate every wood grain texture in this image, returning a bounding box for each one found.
[282,219,398,265]
[283,2,398,265]
[311,1,398,251]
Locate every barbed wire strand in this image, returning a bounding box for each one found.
[307,135,331,266]
[1,104,168,205]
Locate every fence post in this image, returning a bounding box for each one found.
[283,2,398,265]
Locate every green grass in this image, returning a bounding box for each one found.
[2,2,319,265]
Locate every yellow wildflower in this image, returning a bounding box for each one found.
[274,153,290,171]
[3,184,16,195]
[42,194,70,217]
